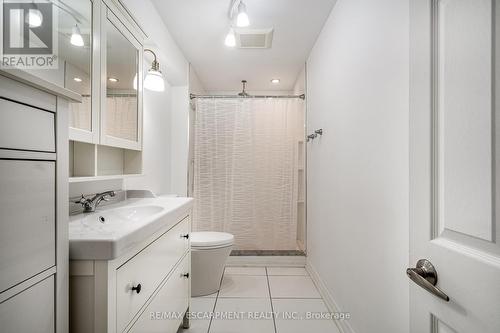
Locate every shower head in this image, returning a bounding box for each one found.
[238,80,250,97]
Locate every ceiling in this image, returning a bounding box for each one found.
[151,0,337,92]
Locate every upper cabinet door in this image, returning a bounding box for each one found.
[100,6,143,151]
[67,0,99,144]
[17,0,98,143]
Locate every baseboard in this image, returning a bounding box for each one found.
[306,262,355,333]
[226,255,306,267]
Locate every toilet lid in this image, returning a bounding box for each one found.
[191,232,234,248]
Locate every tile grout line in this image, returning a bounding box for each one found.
[265,267,278,333]
[206,269,225,333]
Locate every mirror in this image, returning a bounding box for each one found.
[19,0,93,131]
[104,16,138,142]
[63,0,92,131]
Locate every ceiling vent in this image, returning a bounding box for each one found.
[235,28,274,49]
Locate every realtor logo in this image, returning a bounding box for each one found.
[1,0,58,69]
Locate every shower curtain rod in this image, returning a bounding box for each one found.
[190,93,306,100]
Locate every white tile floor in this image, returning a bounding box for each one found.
[177,266,340,333]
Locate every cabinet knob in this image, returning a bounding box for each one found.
[181,273,190,279]
[180,234,189,239]
[131,283,142,294]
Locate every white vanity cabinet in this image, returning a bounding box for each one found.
[70,213,191,333]
[0,70,77,332]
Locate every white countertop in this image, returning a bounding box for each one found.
[69,197,193,260]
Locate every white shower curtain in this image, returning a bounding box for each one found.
[193,98,304,250]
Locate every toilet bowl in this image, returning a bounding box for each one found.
[191,231,234,297]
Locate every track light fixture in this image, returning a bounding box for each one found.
[28,9,43,27]
[225,0,251,47]
[225,27,236,47]
[236,1,249,27]
[70,24,84,47]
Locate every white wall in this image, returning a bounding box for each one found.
[304,1,409,332]
[293,65,306,95]
[170,85,190,196]
[124,84,172,194]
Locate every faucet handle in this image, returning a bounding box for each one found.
[74,194,86,204]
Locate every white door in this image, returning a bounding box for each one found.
[410,1,500,332]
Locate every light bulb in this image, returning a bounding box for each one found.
[28,9,43,27]
[236,2,249,27]
[70,25,84,47]
[225,28,236,47]
[144,70,165,92]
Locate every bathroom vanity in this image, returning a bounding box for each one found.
[69,196,193,333]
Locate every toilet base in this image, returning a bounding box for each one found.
[191,246,232,297]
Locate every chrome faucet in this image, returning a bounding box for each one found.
[74,191,116,213]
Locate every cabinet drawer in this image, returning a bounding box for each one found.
[0,275,55,333]
[0,98,55,152]
[128,254,190,333]
[0,160,56,292]
[116,217,190,332]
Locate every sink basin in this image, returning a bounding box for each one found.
[88,205,164,225]
[73,205,164,228]
[111,205,164,221]
[69,197,193,260]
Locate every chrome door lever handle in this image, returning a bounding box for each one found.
[407,259,449,302]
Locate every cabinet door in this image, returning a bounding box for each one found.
[66,0,100,144]
[100,6,143,151]
[0,275,55,333]
[0,160,56,292]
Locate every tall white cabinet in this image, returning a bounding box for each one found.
[0,70,79,332]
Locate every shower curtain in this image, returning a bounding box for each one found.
[193,97,304,250]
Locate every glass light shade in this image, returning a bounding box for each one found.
[236,2,249,27]
[71,25,84,47]
[28,9,43,27]
[236,12,249,27]
[144,70,165,92]
[225,28,236,47]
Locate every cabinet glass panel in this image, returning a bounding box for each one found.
[64,0,93,131]
[14,0,93,131]
[105,17,138,141]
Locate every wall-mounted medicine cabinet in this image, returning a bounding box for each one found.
[28,0,148,181]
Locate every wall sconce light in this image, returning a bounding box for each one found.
[143,49,165,92]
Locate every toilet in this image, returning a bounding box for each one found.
[190,231,234,297]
